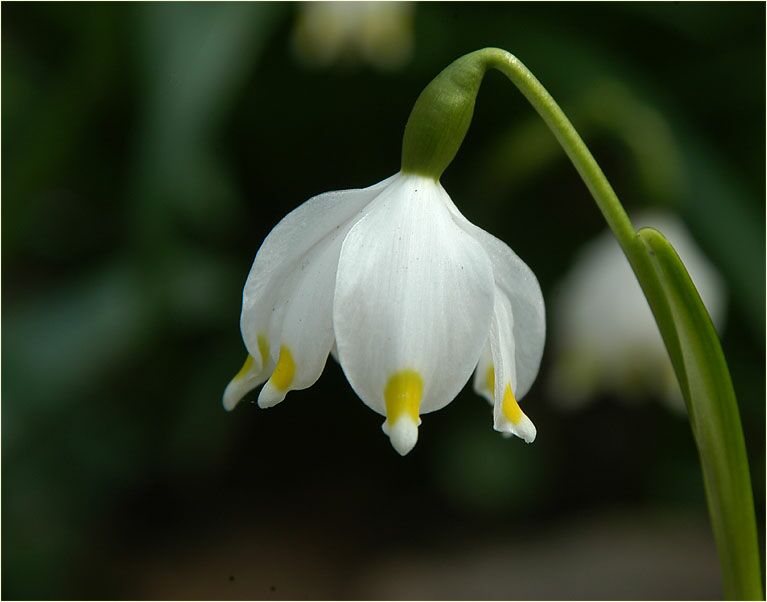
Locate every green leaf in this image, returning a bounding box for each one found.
[632,227,762,600]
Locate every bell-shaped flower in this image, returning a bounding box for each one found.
[224,172,545,455]
[548,210,727,410]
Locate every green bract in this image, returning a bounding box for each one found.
[401,53,484,179]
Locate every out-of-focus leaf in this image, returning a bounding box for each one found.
[3,5,122,258]
[3,264,148,415]
[673,138,764,333]
[633,227,761,600]
[132,2,285,232]
[479,79,685,206]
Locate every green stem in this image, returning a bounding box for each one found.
[486,48,763,600]
[481,49,640,253]
[403,47,762,599]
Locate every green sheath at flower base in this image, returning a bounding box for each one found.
[401,53,486,179]
[402,46,762,600]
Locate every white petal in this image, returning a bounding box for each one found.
[222,352,272,411]
[473,343,494,405]
[257,227,347,407]
[239,175,397,374]
[488,291,536,443]
[444,200,545,401]
[333,174,495,453]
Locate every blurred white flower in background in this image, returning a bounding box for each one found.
[292,2,414,71]
[549,211,727,412]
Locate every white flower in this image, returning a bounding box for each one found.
[224,172,545,455]
[292,1,414,71]
[549,210,727,410]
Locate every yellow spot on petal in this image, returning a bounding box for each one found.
[233,355,255,381]
[485,364,495,396]
[257,334,270,365]
[502,384,523,425]
[384,370,423,425]
[271,345,296,391]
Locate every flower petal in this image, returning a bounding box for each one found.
[222,347,272,411]
[445,200,545,400]
[488,290,537,443]
[472,339,494,405]
[333,175,495,454]
[240,175,396,375]
[257,230,347,407]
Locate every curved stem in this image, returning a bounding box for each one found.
[479,49,639,255]
[479,47,762,600]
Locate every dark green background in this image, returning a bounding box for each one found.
[3,2,764,599]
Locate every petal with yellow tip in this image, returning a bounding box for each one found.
[445,197,545,401]
[487,290,537,443]
[222,334,273,411]
[259,215,358,404]
[240,175,396,374]
[382,370,423,455]
[258,345,296,408]
[333,175,495,448]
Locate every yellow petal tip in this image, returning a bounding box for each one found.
[383,370,423,455]
[270,345,296,392]
[496,383,536,443]
[384,370,422,422]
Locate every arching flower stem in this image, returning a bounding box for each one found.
[402,47,761,600]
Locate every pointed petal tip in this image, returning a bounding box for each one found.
[257,381,287,408]
[222,383,240,412]
[222,374,254,412]
[223,354,267,412]
[386,417,419,456]
[514,413,537,443]
[496,413,537,444]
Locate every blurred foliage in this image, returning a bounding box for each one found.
[3,2,764,599]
